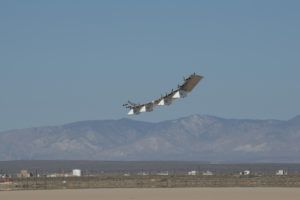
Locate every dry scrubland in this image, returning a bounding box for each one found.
[1,188,300,200]
[1,174,300,191]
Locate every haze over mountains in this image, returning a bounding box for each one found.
[0,115,299,162]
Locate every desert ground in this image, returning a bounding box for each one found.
[1,188,300,200]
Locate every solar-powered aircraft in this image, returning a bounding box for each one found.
[123,73,203,115]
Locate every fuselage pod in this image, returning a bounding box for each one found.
[140,103,155,113]
[172,90,187,99]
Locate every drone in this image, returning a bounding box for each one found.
[123,73,203,115]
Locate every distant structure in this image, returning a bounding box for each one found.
[188,170,197,176]
[47,173,69,178]
[240,170,250,175]
[157,171,169,176]
[123,73,203,115]
[0,174,10,179]
[72,169,82,177]
[202,171,213,176]
[276,169,288,176]
[137,172,149,176]
[17,170,31,178]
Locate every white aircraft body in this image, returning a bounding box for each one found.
[123,73,203,115]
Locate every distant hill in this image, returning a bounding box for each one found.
[0,115,299,162]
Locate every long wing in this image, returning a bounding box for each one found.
[179,73,203,92]
[123,73,203,115]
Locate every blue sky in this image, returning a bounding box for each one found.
[0,0,299,131]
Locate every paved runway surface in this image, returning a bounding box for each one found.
[1,188,300,200]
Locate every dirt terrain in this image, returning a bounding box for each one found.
[1,188,300,200]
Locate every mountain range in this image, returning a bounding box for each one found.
[0,115,299,162]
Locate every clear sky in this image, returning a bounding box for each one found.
[0,0,299,131]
